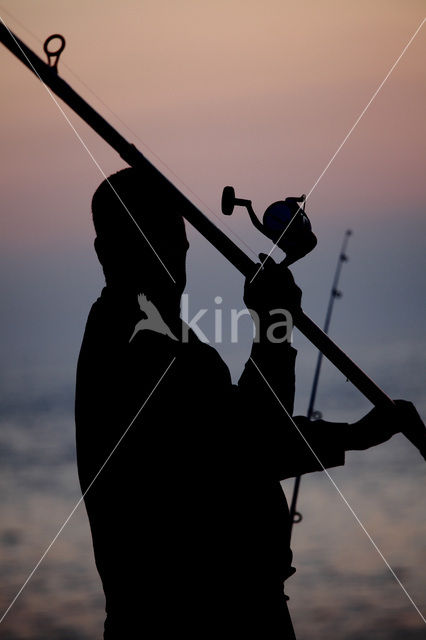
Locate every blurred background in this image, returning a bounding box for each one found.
[0,1,425,638]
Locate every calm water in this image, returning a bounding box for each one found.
[0,404,425,639]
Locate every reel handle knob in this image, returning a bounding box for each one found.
[221,185,251,216]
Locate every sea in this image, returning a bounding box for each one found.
[0,392,425,639]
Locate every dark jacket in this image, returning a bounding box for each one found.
[75,287,346,637]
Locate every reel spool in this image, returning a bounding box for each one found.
[221,186,317,265]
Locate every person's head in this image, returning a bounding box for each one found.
[92,167,189,310]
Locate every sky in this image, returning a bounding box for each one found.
[1,0,425,412]
[0,1,425,638]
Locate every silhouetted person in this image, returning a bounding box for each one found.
[75,167,410,638]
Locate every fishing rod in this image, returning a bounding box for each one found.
[1,24,425,459]
[289,230,353,536]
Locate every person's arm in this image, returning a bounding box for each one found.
[344,400,418,451]
[233,256,310,478]
[232,258,421,480]
[238,255,301,414]
[255,401,419,481]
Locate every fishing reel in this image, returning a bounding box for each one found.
[221,186,317,266]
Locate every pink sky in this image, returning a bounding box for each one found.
[1,1,425,250]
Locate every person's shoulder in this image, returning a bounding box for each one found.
[85,287,111,324]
